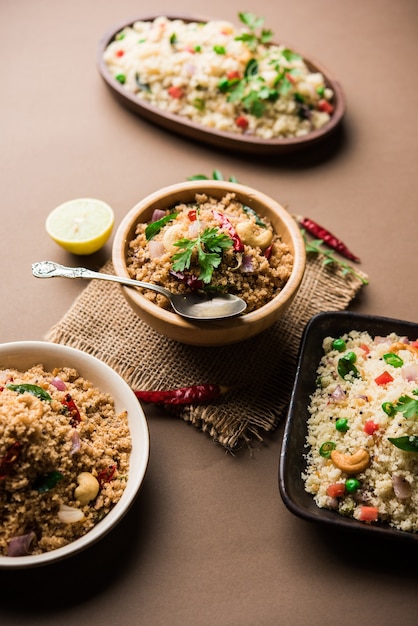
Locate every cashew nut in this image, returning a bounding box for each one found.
[389,342,418,356]
[162,224,186,255]
[74,472,100,506]
[330,449,370,474]
[235,221,273,249]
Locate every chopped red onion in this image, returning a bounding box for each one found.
[241,255,254,272]
[402,364,418,382]
[393,475,412,500]
[7,532,36,556]
[51,376,67,391]
[330,385,345,402]
[70,429,81,455]
[151,209,166,222]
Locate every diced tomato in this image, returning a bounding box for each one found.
[360,343,370,355]
[227,70,241,80]
[326,483,346,498]
[411,340,418,349]
[235,115,249,130]
[168,86,184,99]
[183,45,195,53]
[364,420,379,435]
[115,49,124,58]
[317,99,334,114]
[358,506,379,522]
[188,209,197,221]
[374,371,394,386]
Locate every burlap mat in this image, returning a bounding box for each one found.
[46,256,367,450]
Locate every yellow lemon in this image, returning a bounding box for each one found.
[46,198,115,255]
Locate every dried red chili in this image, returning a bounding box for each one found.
[134,383,228,405]
[97,464,116,488]
[62,393,81,426]
[0,441,21,480]
[212,210,244,252]
[295,215,360,263]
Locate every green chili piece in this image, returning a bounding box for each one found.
[382,401,396,417]
[335,418,349,432]
[383,353,404,368]
[115,74,126,84]
[319,441,336,458]
[388,436,418,452]
[332,338,346,352]
[7,383,51,402]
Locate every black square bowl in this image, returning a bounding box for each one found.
[279,311,418,542]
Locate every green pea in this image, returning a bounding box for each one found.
[345,478,360,493]
[335,418,349,432]
[382,401,396,416]
[319,441,336,458]
[345,351,357,363]
[383,353,404,368]
[332,338,346,352]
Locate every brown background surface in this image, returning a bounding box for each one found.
[1,1,418,624]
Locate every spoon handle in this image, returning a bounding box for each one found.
[31,261,172,298]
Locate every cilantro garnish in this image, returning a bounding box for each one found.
[171,215,233,284]
[236,12,273,51]
[216,13,302,118]
[394,395,418,419]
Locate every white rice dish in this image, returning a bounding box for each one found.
[303,330,418,532]
[103,16,335,140]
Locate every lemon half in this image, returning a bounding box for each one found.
[46,198,115,255]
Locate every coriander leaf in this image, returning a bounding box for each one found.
[394,395,418,419]
[171,226,232,284]
[238,12,265,31]
[282,48,302,62]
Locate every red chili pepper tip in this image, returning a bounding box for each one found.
[134,383,229,405]
[295,215,361,263]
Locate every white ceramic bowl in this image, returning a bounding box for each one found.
[112,180,306,346]
[0,341,149,569]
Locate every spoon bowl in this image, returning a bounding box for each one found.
[31,261,247,321]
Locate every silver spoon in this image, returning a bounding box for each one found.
[31,261,247,321]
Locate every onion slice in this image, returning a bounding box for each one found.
[58,504,85,524]
[7,531,36,556]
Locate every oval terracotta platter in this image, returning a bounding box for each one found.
[97,14,346,155]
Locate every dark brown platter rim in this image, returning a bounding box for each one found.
[97,14,346,155]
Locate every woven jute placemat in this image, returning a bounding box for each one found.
[46,256,367,450]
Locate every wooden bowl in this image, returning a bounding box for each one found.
[112,181,306,346]
[97,14,345,156]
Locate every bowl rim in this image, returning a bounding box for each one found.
[112,180,306,333]
[97,13,346,155]
[0,341,150,568]
[279,310,418,542]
